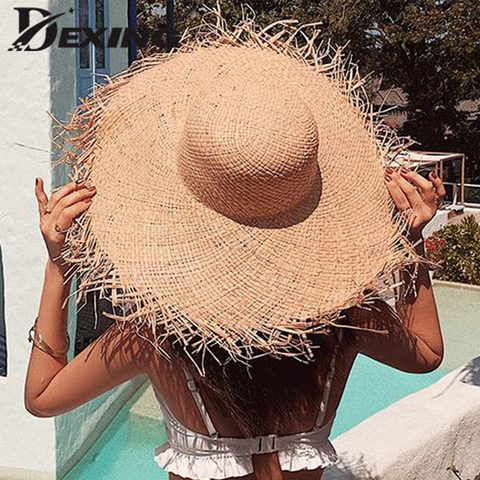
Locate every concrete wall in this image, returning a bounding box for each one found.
[49,0,77,189]
[0,1,57,478]
[51,1,137,479]
[324,357,480,480]
[50,0,129,187]
[0,1,137,479]
[109,0,130,78]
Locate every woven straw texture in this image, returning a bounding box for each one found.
[53,4,419,371]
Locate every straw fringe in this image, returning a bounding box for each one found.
[51,2,422,374]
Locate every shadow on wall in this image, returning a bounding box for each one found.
[325,454,380,480]
[324,355,480,480]
[428,355,480,403]
[460,356,480,386]
[449,355,480,388]
[0,242,7,377]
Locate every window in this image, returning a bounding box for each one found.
[95,0,106,69]
[76,0,110,102]
[79,0,90,69]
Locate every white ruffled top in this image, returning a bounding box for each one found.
[153,331,343,479]
[154,395,339,480]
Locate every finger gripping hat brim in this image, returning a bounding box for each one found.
[53,4,419,371]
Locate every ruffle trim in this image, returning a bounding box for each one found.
[154,441,253,479]
[278,439,340,472]
[154,440,339,479]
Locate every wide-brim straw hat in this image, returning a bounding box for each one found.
[54,4,419,370]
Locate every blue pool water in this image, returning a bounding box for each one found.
[64,354,447,480]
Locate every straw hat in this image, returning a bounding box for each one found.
[54,5,418,369]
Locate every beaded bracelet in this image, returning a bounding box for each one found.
[28,317,70,359]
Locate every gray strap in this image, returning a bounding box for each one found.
[183,367,219,439]
[314,328,343,428]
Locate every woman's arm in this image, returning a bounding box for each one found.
[25,178,153,417]
[346,168,446,374]
[25,259,151,417]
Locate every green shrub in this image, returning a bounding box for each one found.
[425,215,480,286]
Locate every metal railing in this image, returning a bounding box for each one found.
[443,181,480,208]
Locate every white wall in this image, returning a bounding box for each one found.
[0,1,137,479]
[109,0,130,77]
[52,1,137,478]
[0,1,57,478]
[324,358,480,480]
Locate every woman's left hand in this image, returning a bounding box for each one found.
[384,167,446,240]
[35,177,96,274]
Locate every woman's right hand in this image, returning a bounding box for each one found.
[384,167,446,241]
[35,177,97,274]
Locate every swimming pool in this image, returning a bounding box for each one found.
[63,281,479,480]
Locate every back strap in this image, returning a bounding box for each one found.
[183,367,219,439]
[314,328,344,428]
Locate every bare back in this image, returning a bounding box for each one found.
[146,333,358,480]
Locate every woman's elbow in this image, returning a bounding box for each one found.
[415,331,444,373]
[25,403,46,417]
[25,399,54,418]
[418,352,444,373]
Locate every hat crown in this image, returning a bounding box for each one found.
[177,63,319,221]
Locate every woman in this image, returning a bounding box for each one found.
[24,9,446,480]
[26,167,445,480]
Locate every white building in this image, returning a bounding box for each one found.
[0,1,146,479]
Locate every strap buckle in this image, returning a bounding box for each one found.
[257,434,278,454]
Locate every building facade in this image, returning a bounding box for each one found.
[0,1,144,478]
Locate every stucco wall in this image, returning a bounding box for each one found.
[49,0,77,189]
[324,357,480,480]
[49,0,136,478]
[0,1,137,479]
[0,1,57,478]
[109,0,130,78]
